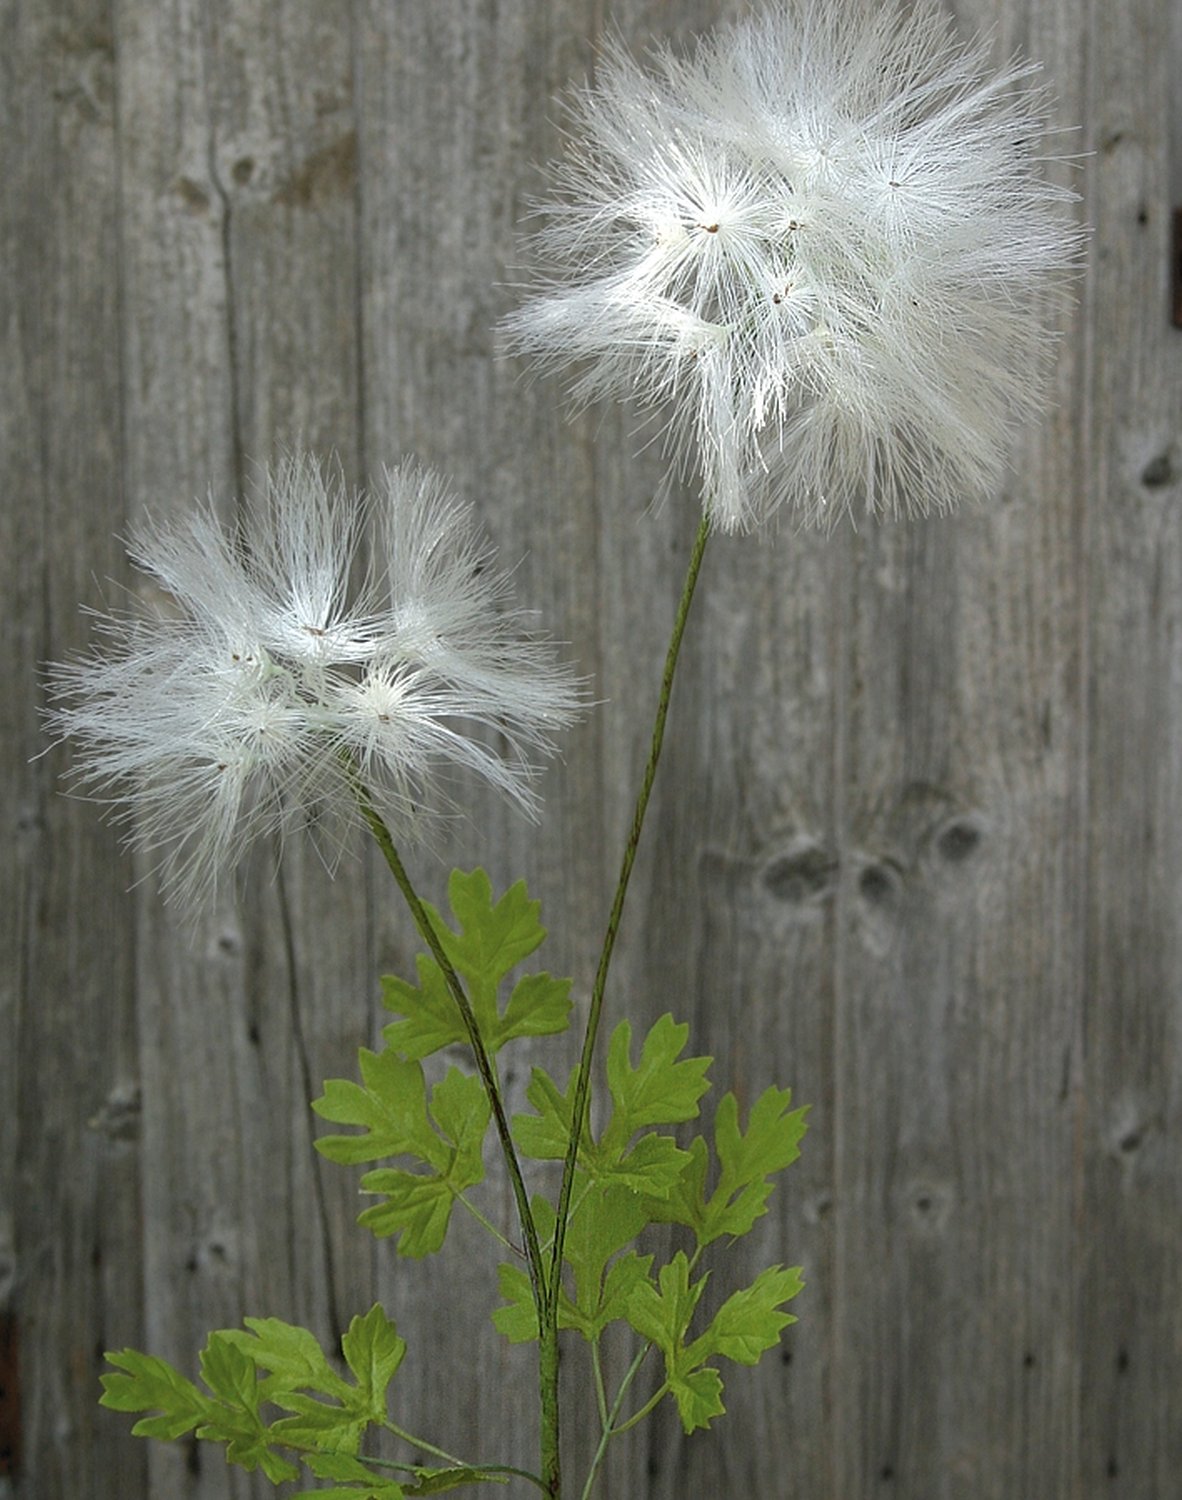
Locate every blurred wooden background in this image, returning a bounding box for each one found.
[3,0,1181,1496]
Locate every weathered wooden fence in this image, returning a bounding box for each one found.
[4,1,1181,1496]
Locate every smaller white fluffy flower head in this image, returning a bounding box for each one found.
[47,454,583,904]
[503,0,1081,530]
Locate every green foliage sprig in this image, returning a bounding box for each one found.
[101,871,806,1496]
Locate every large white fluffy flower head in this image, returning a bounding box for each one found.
[503,0,1080,530]
[48,455,583,903]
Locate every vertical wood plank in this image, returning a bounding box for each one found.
[1080,0,1182,1491]
[827,0,1091,1489]
[114,2,367,1497]
[1,3,143,1496]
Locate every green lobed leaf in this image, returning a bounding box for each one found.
[602,1015,711,1139]
[318,1063,490,1256]
[100,1349,217,1441]
[560,1179,649,1337]
[511,1064,584,1162]
[218,1317,352,1404]
[297,1450,511,1495]
[380,869,572,1060]
[491,1263,539,1344]
[381,957,467,1059]
[341,1304,407,1422]
[624,1254,804,1435]
[196,1334,300,1481]
[512,1016,710,1199]
[624,1253,708,1362]
[269,1394,366,1457]
[668,1366,726,1435]
[103,1307,411,1483]
[313,1050,442,1168]
[643,1087,809,1247]
[579,1251,654,1341]
[688,1264,805,1368]
[708,1088,808,1243]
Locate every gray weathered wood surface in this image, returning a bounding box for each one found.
[3,1,1180,1496]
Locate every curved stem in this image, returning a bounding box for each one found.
[608,1380,669,1437]
[547,513,711,1322]
[347,766,545,1306]
[373,1434,549,1493]
[454,1190,521,1255]
[380,1419,467,1466]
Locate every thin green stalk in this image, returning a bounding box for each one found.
[379,1420,467,1466]
[454,1190,520,1255]
[607,1381,669,1437]
[374,1430,549,1492]
[591,1341,609,1430]
[543,511,711,1499]
[547,513,711,1318]
[347,767,545,1307]
[580,1343,656,1500]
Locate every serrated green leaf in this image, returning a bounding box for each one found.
[269,1394,365,1456]
[219,1317,352,1404]
[294,1451,407,1499]
[199,1334,261,1414]
[100,1350,217,1440]
[641,1135,711,1234]
[427,1067,492,1164]
[382,958,467,1059]
[688,1265,805,1368]
[622,1251,794,1436]
[313,1051,441,1168]
[319,1064,489,1256]
[624,1252,708,1361]
[196,1335,300,1481]
[643,1087,809,1247]
[356,1171,451,1256]
[604,1015,711,1136]
[491,1262,539,1344]
[560,1179,648,1336]
[443,868,545,985]
[493,971,572,1050]
[341,1304,407,1422]
[585,1017,710,1190]
[380,869,571,1061]
[607,1132,692,1195]
[586,1251,654,1339]
[512,1064,583,1162]
[303,1451,403,1483]
[668,1366,725,1434]
[513,1018,710,1193]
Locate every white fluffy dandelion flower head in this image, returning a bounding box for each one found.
[47,454,583,904]
[502,0,1081,531]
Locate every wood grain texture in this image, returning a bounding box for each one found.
[4,1,1180,1498]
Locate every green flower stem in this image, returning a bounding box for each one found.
[543,510,711,1499]
[547,512,711,1318]
[346,764,545,1309]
